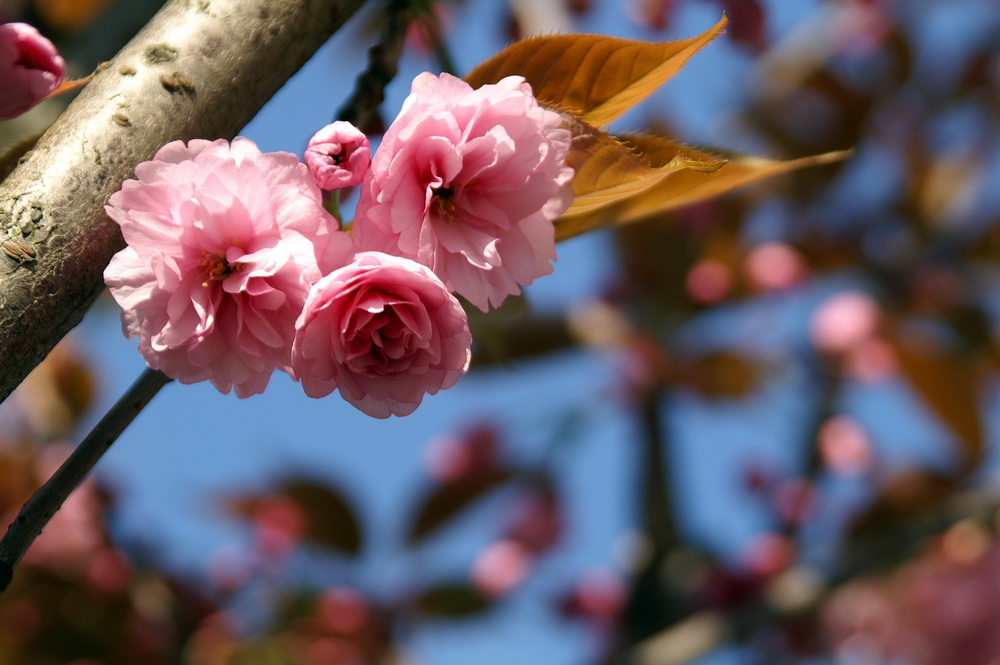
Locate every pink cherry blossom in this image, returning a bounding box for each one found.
[104,138,354,397]
[304,121,371,190]
[0,22,64,119]
[352,72,574,311]
[291,251,472,418]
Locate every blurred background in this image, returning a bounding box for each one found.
[2,0,1000,663]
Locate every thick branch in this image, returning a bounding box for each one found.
[0,0,367,404]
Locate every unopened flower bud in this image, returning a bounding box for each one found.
[305,121,370,190]
[0,22,65,119]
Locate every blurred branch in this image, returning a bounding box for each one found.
[469,311,576,367]
[0,368,172,593]
[630,611,728,665]
[336,0,413,129]
[624,388,685,644]
[785,355,842,541]
[0,0,368,406]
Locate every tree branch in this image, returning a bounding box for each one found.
[0,368,172,593]
[0,0,368,404]
[336,0,412,131]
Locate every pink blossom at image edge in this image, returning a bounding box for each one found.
[0,22,65,119]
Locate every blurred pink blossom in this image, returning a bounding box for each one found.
[291,251,472,418]
[253,494,306,561]
[832,0,893,57]
[743,242,809,292]
[686,258,732,304]
[809,291,881,354]
[353,72,574,311]
[424,422,500,482]
[819,415,874,476]
[302,638,363,665]
[205,546,253,593]
[845,337,898,383]
[0,22,64,119]
[305,121,370,190]
[824,535,1000,665]
[772,477,817,526]
[86,547,133,594]
[472,539,533,597]
[742,532,794,577]
[22,443,104,571]
[560,567,628,623]
[505,486,563,554]
[316,587,371,635]
[103,138,353,397]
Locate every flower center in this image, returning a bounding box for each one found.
[431,185,459,223]
[200,248,242,286]
[322,146,344,165]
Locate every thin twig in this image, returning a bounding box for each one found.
[0,368,172,593]
[336,0,413,130]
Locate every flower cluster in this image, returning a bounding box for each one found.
[354,73,574,311]
[104,73,573,417]
[0,21,65,119]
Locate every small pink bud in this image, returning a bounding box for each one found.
[0,22,65,119]
[305,121,370,190]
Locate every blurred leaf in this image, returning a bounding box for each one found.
[848,469,957,543]
[413,582,494,617]
[682,351,760,400]
[470,312,575,367]
[17,339,97,439]
[33,0,113,33]
[406,469,512,544]
[281,480,364,554]
[888,330,984,474]
[557,134,850,240]
[230,637,297,665]
[466,294,574,366]
[229,479,364,555]
[0,448,41,509]
[464,16,727,127]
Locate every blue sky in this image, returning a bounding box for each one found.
[47,1,1000,664]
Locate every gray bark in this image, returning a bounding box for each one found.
[0,0,367,404]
